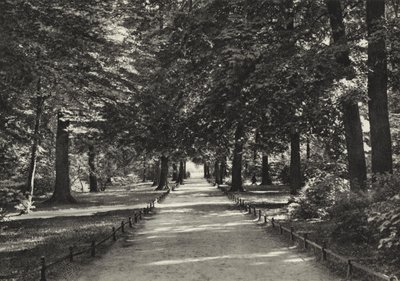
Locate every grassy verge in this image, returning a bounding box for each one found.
[0,182,164,281]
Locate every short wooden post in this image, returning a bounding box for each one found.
[129,217,133,228]
[121,221,125,233]
[253,207,256,216]
[279,225,283,235]
[112,227,117,241]
[346,259,352,279]
[40,256,46,281]
[248,205,251,214]
[271,217,275,228]
[264,215,267,223]
[258,210,262,221]
[321,241,327,261]
[303,233,308,249]
[69,246,74,262]
[290,227,294,241]
[91,241,96,257]
[140,210,143,219]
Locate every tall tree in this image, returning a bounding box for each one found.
[326,0,367,190]
[367,0,393,174]
[48,111,76,203]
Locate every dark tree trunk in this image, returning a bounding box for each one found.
[219,159,226,184]
[152,160,160,187]
[178,160,184,185]
[88,143,99,192]
[289,131,301,195]
[48,112,76,203]
[142,156,147,182]
[306,138,311,159]
[155,156,169,190]
[205,162,210,178]
[183,161,187,179]
[172,163,178,182]
[214,161,221,185]
[231,122,245,192]
[261,154,272,186]
[204,162,207,178]
[367,0,393,174]
[188,0,192,12]
[326,0,367,190]
[343,103,367,190]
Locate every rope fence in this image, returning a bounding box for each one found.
[1,189,170,281]
[224,191,399,281]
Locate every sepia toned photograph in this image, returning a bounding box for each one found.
[1,0,400,280]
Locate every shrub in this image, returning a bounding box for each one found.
[329,191,373,244]
[289,174,349,220]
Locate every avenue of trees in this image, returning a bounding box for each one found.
[1,0,400,260]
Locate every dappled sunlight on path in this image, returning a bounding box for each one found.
[57,178,340,281]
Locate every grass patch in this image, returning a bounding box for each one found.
[0,182,164,281]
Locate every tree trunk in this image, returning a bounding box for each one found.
[343,102,367,190]
[48,111,76,203]
[152,160,160,186]
[204,162,208,178]
[366,0,393,174]
[155,155,169,190]
[178,160,184,185]
[26,81,45,211]
[261,154,272,186]
[183,161,187,179]
[214,161,220,185]
[306,138,311,159]
[172,163,178,182]
[231,122,245,192]
[219,159,226,184]
[88,143,99,192]
[142,156,147,182]
[188,0,192,12]
[326,0,367,190]
[206,162,210,178]
[289,131,301,195]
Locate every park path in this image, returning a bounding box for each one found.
[58,178,340,281]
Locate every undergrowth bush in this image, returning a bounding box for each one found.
[329,192,373,243]
[367,173,400,259]
[289,174,349,219]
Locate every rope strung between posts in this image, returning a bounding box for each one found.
[11,189,171,281]
[223,190,399,281]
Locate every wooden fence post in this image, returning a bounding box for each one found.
[290,227,294,241]
[303,233,308,250]
[271,218,275,228]
[121,221,125,233]
[40,256,46,281]
[279,225,283,235]
[112,227,117,241]
[253,207,256,216]
[258,210,262,221]
[347,259,352,279]
[264,215,267,224]
[129,217,133,228]
[69,246,74,262]
[321,241,327,261]
[134,213,138,223]
[91,241,96,257]
[248,205,251,214]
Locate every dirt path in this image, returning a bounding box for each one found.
[56,178,340,281]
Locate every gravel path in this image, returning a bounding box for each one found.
[57,178,341,281]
